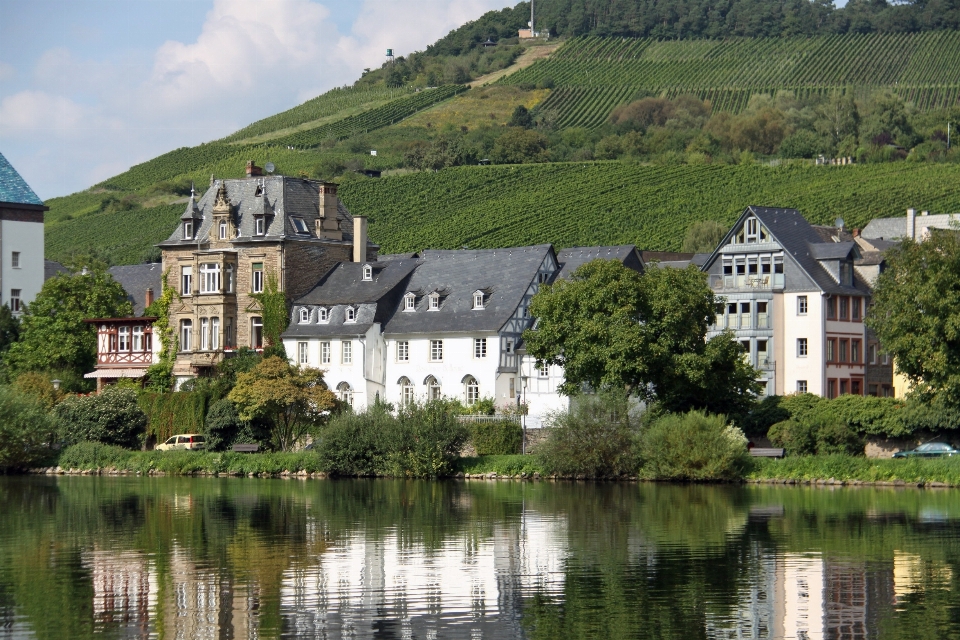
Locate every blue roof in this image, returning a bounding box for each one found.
[0,152,43,206]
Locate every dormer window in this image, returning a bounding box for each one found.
[292,217,310,234]
[318,307,329,323]
[403,293,416,312]
[299,308,310,324]
[218,221,227,240]
[345,307,356,323]
[473,291,486,310]
[362,265,373,281]
[428,293,440,311]
[183,221,194,240]
[255,217,265,236]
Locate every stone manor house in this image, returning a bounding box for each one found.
[85,167,897,419]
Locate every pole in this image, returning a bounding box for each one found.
[948,122,951,150]
[531,0,535,37]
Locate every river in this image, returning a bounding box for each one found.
[0,476,958,639]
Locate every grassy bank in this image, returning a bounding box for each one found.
[747,455,960,486]
[37,444,960,486]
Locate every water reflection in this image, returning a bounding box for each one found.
[0,478,958,639]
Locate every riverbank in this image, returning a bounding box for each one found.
[23,444,960,486]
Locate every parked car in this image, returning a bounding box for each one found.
[892,443,960,458]
[156,434,206,451]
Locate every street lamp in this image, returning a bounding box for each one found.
[52,379,61,391]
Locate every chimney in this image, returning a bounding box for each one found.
[145,287,154,309]
[907,208,916,240]
[852,228,860,238]
[354,216,368,263]
[317,182,343,240]
[246,161,263,177]
[921,210,929,216]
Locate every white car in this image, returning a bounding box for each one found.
[155,434,206,451]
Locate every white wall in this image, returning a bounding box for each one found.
[519,356,570,429]
[284,327,381,411]
[781,292,824,395]
[1,218,44,313]
[384,334,499,407]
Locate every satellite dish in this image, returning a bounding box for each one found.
[265,162,275,174]
[834,217,845,229]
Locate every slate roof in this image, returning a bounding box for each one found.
[158,176,365,247]
[283,260,419,338]
[555,246,642,280]
[808,241,857,260]
[748,207,867,295]
[648,260,693,269]
[0,152,43,206]
[861,213,960,240]
[44,260,68,281]
[108,263,163,316]
[381,245,554,335]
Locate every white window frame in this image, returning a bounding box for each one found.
[226,264,234,293]
[400,377,415,406]
[298,341,309,365]
[797,380,808,393]
[318,307,329,323]
[180,320,193,352]
[403,293,416,312]
[473,291,485,310]
[199,263,221,294]
[211,317,220,350]
[465,376,479,405]
[219,220,227,240]
[255,217,265,236]
[299,308,310,324]
[252,264,264,293]
[118,326,130,351]
[798,295,808,315]
[132,326,145,351]
[342,340,353,364]
[506,338,515,354]
[183,220,193,240]
[426,376,441,400]
[345,307,356,323]
[337,382,353,406]
[430,339,443,362]
[537,362,549,377]
[292,217,309,234]
[474,338,487,359]
[9,289,21,313]
[797,338,808,357]
[397,340,410,362]
[200,318,210,350]
[251,317,263,349]
[321,341,331,364]
[181,266,193,296]
[362,264,373,281]
[428,293,440,311]
[11,252,19,268]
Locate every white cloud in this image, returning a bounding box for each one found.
[1,0,514,199]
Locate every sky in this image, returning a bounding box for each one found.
[0,0,514,199]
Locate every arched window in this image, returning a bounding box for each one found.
[473,291,485,310]
[299,307,310,324]
[318,307,329,322]
[337,382,353,407]
[362,264,373,281]
[398,376,414,406]
[463,375,479,405]
[345,307,356,323]
[425,375,441,401]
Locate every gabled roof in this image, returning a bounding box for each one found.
[702,206,869,295]
[556,245,642,280]
[108,263,163,316]
[808,241,857,261]
[158,176,367,247]
[284,303,381,338]
[382,245,555,335]
[0,152,43,206]
[44,260,68,281]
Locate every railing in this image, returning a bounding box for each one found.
[714,275,785,290]
[457,414,520,424]
[97,352,153,365]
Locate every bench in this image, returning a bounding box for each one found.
[750,447,786,458]
[232,443,259,453]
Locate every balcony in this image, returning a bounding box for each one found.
[188,351,224,368]
[712,274,784,291]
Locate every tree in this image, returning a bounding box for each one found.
[0,304,20,355]
[228,356,336,451]
[508,105,534,128]
[4,266,132,379]
[491,129,550,164]
[0,387,54,470]
[868,231,960,407]
[524,260,760,415]
[681,220,727,253]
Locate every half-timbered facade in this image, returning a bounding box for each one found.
[83,317,160,390]
[158,171,376,387]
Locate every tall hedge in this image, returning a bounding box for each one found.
[138,391,209,442]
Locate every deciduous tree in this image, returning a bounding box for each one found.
[228,356,336,451]
[524,260,760,416]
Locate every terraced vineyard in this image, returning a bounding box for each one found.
[339,162,960,254]
[221,85,416,143]
[506,32,960,128]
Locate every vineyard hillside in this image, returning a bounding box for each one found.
[505,32,960,128]
[45,162,958,265]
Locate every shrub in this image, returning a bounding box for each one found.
[740,395,790,437]
[54,387,147,448]
[0,386,56,470]
[58,442,131,469]
[537,392,640,478]
[767,419,817,455]
[469,419,522,455]
[316,404,393,476]
[813,417,864,455]
[385,401,470,477]
[13,371,65,410]
[640,411,749,481]
[204,398,240,452]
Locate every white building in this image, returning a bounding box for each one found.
[701,207,876,397]
[0,152,46,315]
[281,244,644,427]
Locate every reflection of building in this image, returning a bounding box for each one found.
[279,511,568,637]
[83,549,157,637]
